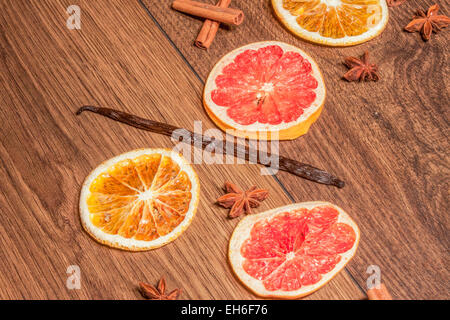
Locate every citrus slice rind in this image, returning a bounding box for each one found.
[229,202,360,299]
[79,149,200,251]
[203,41,326,140]
[272,0,389,46]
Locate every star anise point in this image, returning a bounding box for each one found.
[139,276,182,300]
[405,4,450,41]
[217,182,269,218]
[387,0,407,7]
[343,51,379,82]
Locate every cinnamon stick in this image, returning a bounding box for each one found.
[172,0,244,26]
[195,0,231,49]
[367,284,393,300]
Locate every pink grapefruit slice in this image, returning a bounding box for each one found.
[203,41,326,140]
[229,202,360,298]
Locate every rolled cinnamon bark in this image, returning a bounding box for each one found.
[172,0,244,26]
[195,0,232,49]
[367,284,393,300]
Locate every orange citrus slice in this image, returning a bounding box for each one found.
[272,0,389,46]
[79,149,200,251]
[229,202,360,298]
[203,41,326,140]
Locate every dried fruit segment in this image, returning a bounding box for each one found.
[304,205,339,235]
[273,0,389,46]
[229,202,360,298]
[243,258,285,281]
[150,200,175,236]
[80,149,199,251]
[133,154,162,189]
[87,193,137,213]
[89,205,132,233]
[301,223,356,256]
[89,172,138,196]
[135,201,159,241]
[159,171,192,192]
[156,191,192,216]
[108,159,144,192]
[118,201,144,238]
[151,156,180,191]
[243,211,307,257]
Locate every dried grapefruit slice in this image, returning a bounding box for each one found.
[203,41,326,140]
[80,149,200,251]
[272,0,389,46]
[229,202,360,298]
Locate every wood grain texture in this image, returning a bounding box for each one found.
[0,0,364,299]
[142,0,450,299]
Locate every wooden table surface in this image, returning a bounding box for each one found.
[0,0,448,300]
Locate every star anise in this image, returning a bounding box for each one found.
[216,181,269,219]
[139,276,182,300]
[343,51,379,82]
[387,0,406,7]
[404,4,450,41]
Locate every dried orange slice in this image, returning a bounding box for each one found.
[79,149,200,251]
[203,41,326,140]
[229,202,360,298]
[272,0,389,46]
